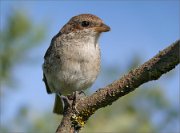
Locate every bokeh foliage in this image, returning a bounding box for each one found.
[0,10,46,87]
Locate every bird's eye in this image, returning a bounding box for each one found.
[81,21,90,27]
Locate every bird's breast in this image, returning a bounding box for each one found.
[60,40,100,77]
[50,40,100,94]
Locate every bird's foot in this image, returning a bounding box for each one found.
[61,95,71,107]
[57,94,71,114]
[71,91,86,114]
[78,90,86,97]
[58,91,86,114]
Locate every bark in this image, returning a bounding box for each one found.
[56,40,180,133]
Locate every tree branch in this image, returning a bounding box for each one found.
[56,40,179,133]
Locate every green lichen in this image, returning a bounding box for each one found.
[71,108,96,130]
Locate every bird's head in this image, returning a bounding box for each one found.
[60,14,110,35]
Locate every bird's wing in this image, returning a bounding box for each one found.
[43,32,62,94]
[44,31,62,60]
[44,42,53,60]
[43,73,52,94]
[43,41,53,94]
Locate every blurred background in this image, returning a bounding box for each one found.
[0,1,179,133]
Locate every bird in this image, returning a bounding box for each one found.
[42,14,110,115]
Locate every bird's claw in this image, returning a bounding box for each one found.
[58,91,86,114]
[72,91,86,114]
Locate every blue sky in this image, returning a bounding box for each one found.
[1,0,179,131]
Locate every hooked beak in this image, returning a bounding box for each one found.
[94,23,110,32]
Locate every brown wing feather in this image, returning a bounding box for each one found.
[44,31,62,59]
[44,43,53,60]
[43,32,62,94]
[43,73,52,94]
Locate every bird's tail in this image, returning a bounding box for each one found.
[53,94,63,115]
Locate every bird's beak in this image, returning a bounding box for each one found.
[94,23,110,32]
